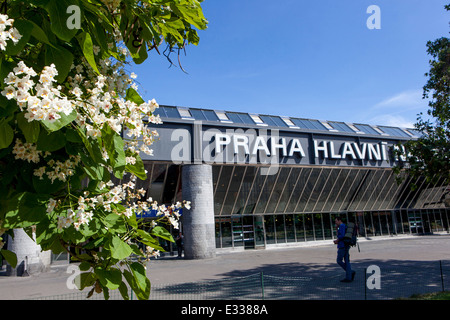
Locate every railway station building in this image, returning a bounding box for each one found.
[137,106,450,259]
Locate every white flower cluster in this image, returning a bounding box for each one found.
[54,174,190,232]
[12,138,43,163]
[151,201,191,230]
[0,14,21,51]
[145,246,160,259]
[12,138,81,183]
[67,55,162,158]
[2,62,74,122]
[2,57,162,161]
[34,155,82,183]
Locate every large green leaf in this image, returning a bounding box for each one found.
[0,120,13,149]
[17,113,40,144]
[102,213,127,234]
[125,87,145,105]
[118,281,130,300]
[136,229,165,251]
[171,0,208,31]
[76,31,99,74]
[2,192,49,229]
[151,226,174,242]
[123,262,150,300]
[4,19,33,56]
[108,235,132,260]
[95,267,122,290]
[101,124,126,179]
[130,262,150,300]
[40,109,77,132]
[37,129,66,152]
[75,271,97,290]
[45,44,74,83]
[125,150,146,180]
[0,249,17,268]
[45,0,80,42]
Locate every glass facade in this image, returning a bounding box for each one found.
[142,162,450,250]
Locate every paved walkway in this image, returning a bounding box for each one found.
[0,234,449,300]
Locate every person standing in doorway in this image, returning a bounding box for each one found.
[333,216,355,283]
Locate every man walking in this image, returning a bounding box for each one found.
[333,216,355,283]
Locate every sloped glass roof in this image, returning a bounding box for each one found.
[154,105,416,138]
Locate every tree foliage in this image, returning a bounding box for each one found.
[0,0,207,300]
[394,4,450,187]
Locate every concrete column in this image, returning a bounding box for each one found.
[6,228,51,276]
[182,164,216,259]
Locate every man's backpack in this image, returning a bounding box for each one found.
[343,222,360,251]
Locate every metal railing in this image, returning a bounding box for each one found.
[32,260,450,300]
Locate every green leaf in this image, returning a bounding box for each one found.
[123,263,150,300]
[125,87,145,105]
[130,262,150,300]
[29,20,54,47]
[125,151,146,180]
[79,261,91,271]
[108,235,132,260]
[137,229,165,251]
[76,127,105,165]
[151,226,174,242]
[0,120,13,149]
[76,31,99,74]
[118,281,130,300]
[40,109,77,132]
[75,271,97,290]
[101,124,126,179]
[171,1,208,31]
[79,218,100,237]
[37,129,66,152]
[102,213,127,234]
[4,19,33,56]
[0,249,17,268]
[2,192,49,229]
[32,174,66,194]
[45,0,79,42]
[95,267,122,290]
[17,113,40,144]
[45,44,74,83]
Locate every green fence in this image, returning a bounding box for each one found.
[33,260,450,300]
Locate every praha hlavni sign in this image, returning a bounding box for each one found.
[166,127,408,166]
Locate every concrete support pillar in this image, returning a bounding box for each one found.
[182,164,216,259]
[6,228,51,276]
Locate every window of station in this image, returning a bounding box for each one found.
[190,109,220,122]
[153,106,181,119]
[290,118,328,131]
[372,126,389,136]
[249,114,266,125]
[406,129,422,137]
[378,126,411,138]
[328,121,355,133]
[354,124,380,135]
[215,111,231,122]
[225,112,255,124]
[281,117,298,128]
[259,115,289,127]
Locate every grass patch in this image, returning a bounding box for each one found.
[400,291,450,300]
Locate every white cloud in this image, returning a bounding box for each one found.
[369,114,415,128]
[373,89,425,110]
[357,89,430,128]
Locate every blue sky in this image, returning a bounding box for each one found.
[131,0,450,129]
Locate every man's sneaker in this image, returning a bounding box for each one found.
[340,279,352,283]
